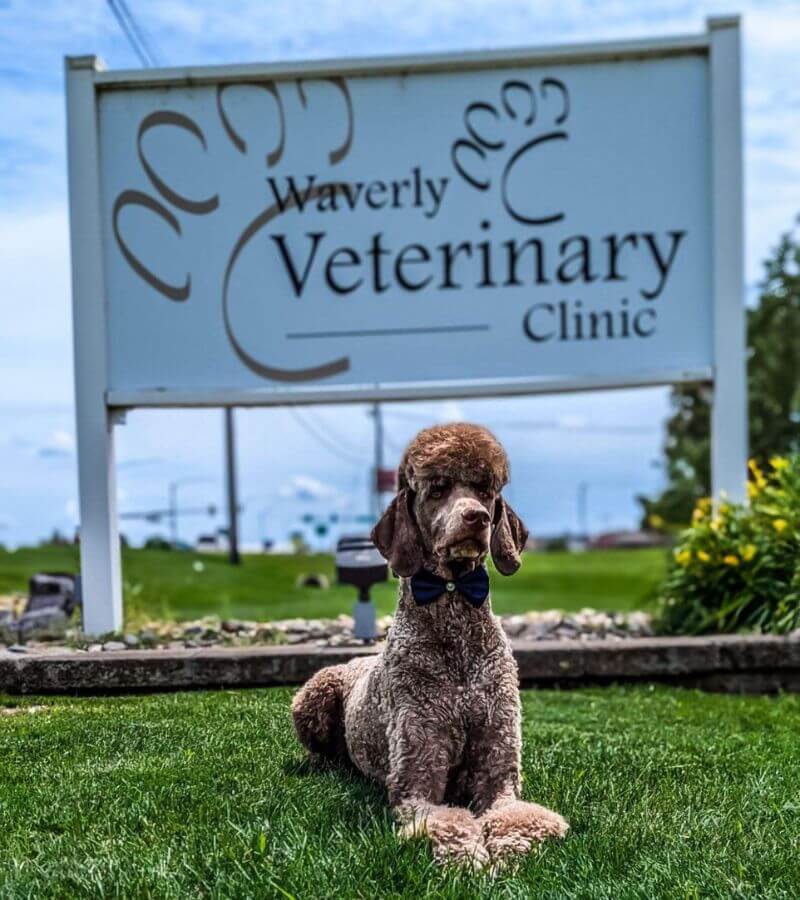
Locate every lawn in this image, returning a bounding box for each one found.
[0,686,797,898]
[0,545,665,625]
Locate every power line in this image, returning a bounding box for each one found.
[106,0,161,67]
[381,408,656,435]
[301,409,366,457]
[499,420,656,435]
[106,0,151,66]
[289,409,366,466]
[117,0,162,65]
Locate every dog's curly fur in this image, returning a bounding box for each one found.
[293,423,568,867]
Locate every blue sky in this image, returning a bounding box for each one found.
[1,0,799,549]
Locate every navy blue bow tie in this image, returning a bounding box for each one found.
[409,566,490,608]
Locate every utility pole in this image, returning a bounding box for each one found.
[370,402,384,521]
[166,477,215,545]
[224,408,241,565]
[577,481,588,538]
[168,480,178,545]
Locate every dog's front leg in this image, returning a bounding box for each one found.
[479,781,569,863]
[387,709,487,867]
[469,726,569,864]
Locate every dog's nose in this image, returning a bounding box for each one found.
[462,507,490,527]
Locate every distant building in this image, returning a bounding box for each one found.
[195,533,226,553]
[527,533,589,553]
[589,530,670,550]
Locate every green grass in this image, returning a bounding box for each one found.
[0,686,797,898]
[0,545,665,625]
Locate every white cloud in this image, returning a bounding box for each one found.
[438,401,465,423]
[558,414,589,431]
[1,0,799,545]
[278,474,340,501]
[39,429,74,457]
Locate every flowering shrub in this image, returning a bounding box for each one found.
[658,455,800,634]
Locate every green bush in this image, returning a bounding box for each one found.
[658,455,800,634]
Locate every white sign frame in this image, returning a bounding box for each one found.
[66,16,746,633]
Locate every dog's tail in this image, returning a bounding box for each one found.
[292,664,349,761]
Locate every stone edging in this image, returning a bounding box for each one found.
[1,634,798,695]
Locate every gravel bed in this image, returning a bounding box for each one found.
[0,608,654,654]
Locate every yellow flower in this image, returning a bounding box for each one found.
[710,518,721,533]
[748,459,767,489]
[773,518,789,534]
[770,456,789,471]
[747,481,760,500]
[674,549,692,567]
[697,550,711,563]
[697,497,712,513]
[648,514,665,529]
[723,554,739,566]
[742,544,757,561]
[692,506,706,523]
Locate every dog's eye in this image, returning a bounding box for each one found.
[475,483,491,498]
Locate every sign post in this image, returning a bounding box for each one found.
[709,16,748,503]
[66,56,123,634]
[66,18,747,634]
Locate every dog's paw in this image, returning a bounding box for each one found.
[450,76,570,227]
[398,804,490,869]
[480,800,568,863]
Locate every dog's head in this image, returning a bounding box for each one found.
[371,423,528,579]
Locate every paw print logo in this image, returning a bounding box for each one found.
[450,77,570,226]
[111,78,354,383]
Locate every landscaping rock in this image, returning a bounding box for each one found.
[295,573,330,589]
[524,620,560,640]
[0,624,16,645]
[625,611,654,636]
[0,606,659,653]
[17,608,69,641]
[7,644,27,654]
[501,615,529,638]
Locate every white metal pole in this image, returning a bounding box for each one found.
[65,55,123,634]
[708,17,748,502]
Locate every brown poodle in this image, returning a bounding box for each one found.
[292,423,568,867]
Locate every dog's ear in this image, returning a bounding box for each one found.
[490,496,529,575]
[370,488,423,577]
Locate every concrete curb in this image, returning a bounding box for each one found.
[1,635,798,695]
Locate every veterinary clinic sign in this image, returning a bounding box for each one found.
[66,17,747,632]
[100,48,708,396]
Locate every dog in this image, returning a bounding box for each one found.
[292,423,568,866]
